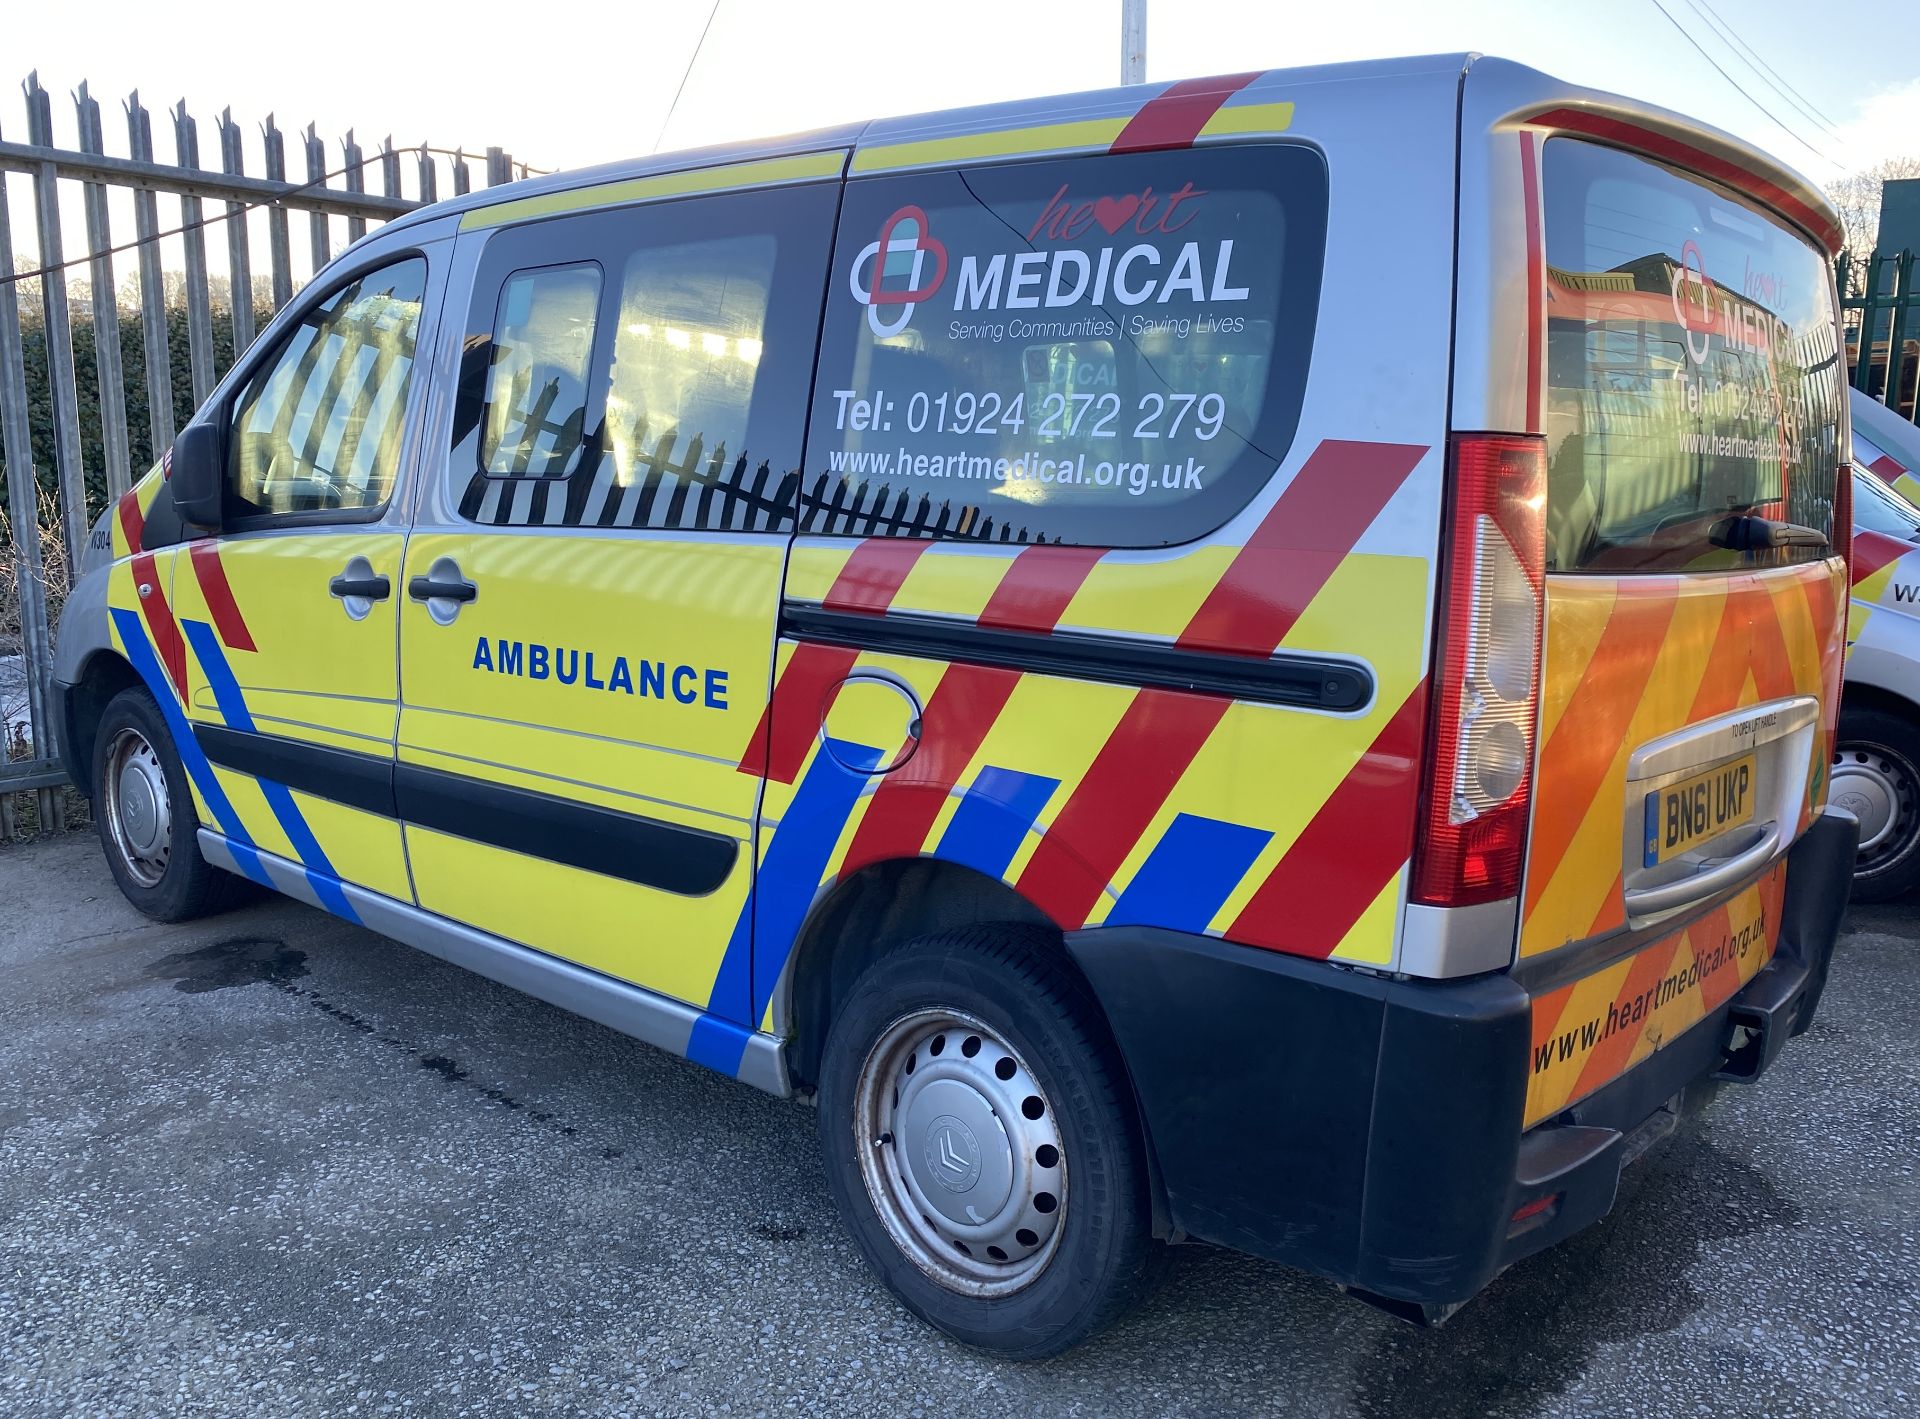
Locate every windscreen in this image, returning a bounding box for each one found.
[1542,139,1844,573]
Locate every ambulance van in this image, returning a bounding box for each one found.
[53,54,1856,1355]
[1840,386,1920,897]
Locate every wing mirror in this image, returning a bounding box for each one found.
[169,423,224,531]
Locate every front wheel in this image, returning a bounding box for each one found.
[816,925,1158,1359]
[1833,705,1920,902]
[93,686,241,921]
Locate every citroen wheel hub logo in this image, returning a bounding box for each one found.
[923,1114,982,1194]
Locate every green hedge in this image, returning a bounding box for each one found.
[1,299,276,541]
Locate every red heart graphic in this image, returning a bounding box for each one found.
[1091,194,1141,236]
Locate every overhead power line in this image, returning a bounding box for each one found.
[1648,0,1845,171]
[1682,0,1849,147]
[653,0,725,154]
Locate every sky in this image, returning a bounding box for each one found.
[5,0,1918,283]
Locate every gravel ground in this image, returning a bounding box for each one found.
[2,831,1916,1418]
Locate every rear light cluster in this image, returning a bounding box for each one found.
[1412,434,1548,908]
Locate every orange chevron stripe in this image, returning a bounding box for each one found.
[1525,585,1680,918]
[1566,932,1680,1101]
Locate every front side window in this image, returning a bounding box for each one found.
[451,184,835,530]
[229,257,427,518]
[808,144,1327,546]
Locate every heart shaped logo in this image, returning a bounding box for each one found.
[1091,194,1141,236]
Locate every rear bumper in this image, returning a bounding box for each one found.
[1065,807,1856,1309]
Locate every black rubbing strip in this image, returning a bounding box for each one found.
[395,763,738,896]
[781,605,1374,712]
[195,724,396,817]
[194,724,738,896]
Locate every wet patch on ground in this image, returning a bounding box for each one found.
[147,936,309,993]
[1351,1127,1803,1419]
[150,937,577,1140]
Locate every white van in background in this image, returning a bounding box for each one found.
[1839,387,1920,898]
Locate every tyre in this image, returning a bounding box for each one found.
[816,924,1158,1358]
[1832,705,1920,902]
[92,686,241,921]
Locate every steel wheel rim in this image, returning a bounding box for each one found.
[1832,741,1920,875]
[852,1007,1067,1297]
[102,726,171,888]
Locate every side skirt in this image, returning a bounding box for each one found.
[197,829,791,1097]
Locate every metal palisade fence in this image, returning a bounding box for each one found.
[1839,246,1920,422]
[0,70,530,835]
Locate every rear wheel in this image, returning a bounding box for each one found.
[1833,706,1920,902]
[93,686,240,921]
[816,925,1158,1359]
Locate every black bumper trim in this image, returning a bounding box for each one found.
[1065,807,1857,1307]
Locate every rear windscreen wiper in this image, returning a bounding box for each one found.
[1708,514,1830,551]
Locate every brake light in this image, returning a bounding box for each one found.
[1412,434,1547,907]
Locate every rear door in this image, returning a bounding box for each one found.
[393,168,840,1028]
[1521,137,1847,1123]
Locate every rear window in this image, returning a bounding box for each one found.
[807,144,1327,546]
[1543,139,1844,572]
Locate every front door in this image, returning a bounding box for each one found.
[175,254,435,909]
[394,172,840,1033]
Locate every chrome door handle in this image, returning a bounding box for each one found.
[1622,824,1782,920]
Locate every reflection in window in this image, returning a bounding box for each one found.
[230,258,426,516]
[605,235,773,498]
[481,264,601,478]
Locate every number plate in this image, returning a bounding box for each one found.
[1643,753,1758,867]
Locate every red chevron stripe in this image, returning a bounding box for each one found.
[1110,72,1261,154]
[1869,453,1906,483]
[840,545,1105,875]
[116,488,145,556]
[1852,529,1911,587]
[130,551,187,700]
[739,539,932,782]
[1016,688,1230,924]
[821,539,933,615]
[975,544,1105,631]
[1013,439,1430,926]
[840,662,1022,879]
[1179,439,1428,655]
[1519,133,1544,432]
[189,542,257,652]
[1226,682,1427,956]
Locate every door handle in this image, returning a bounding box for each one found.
[408,574,477,603]
[329,573,392,600]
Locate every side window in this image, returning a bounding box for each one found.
[450,183,837,530]
[228,257,427,519]
[807,145,1328,547]
[481,264,602,478]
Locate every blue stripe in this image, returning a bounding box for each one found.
[684,1014,754,1076]
[1107,812,1273,934]
[179,618,358,923]
[699,739,884,1077]
[109,607,273,888]
[933,766,1059,880]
